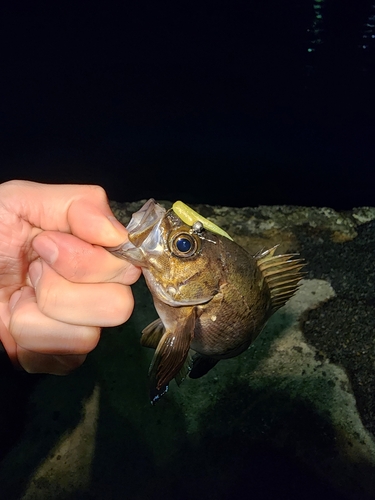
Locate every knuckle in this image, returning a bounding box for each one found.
[117,291,135,324]
[120,264,142,285]
[84,184,108,203]
[78,327,101,354]
[104,286,134,325]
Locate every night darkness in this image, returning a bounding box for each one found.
[1,1,374,209]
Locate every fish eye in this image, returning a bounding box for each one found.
[169,231,200,257]
[176,237,192,253]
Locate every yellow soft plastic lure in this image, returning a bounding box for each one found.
[172,201,233,240]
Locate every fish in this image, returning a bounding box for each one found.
[109,199,305,404]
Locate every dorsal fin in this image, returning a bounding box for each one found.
[255,245,306,312]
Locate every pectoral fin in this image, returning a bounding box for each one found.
[149,308,196,404]
[141,318,165,348]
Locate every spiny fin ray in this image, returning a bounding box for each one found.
[255,245,305,312]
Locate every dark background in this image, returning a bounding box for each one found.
[1,0,374,209]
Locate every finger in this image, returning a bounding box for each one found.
[29,260,135,326]
[0,316,20,368]
[16,347,87,375]
[9,286,101,354]
[2,180,127,246]
[32,231,141,284]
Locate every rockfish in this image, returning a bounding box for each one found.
[109,199,304,403]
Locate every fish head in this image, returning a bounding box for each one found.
[109,199,223,307]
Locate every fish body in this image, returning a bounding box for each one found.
[110,199,304,403]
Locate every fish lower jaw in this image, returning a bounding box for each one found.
[143,271,213,307]
[153,285,211,307]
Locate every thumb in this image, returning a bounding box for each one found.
[68,197,128,247]
[1,180,128,247]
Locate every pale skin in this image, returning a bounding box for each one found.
[0,180,141,375]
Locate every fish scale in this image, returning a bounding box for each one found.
[108,199,305,404]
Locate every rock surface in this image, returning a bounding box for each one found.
[0,201,374,500]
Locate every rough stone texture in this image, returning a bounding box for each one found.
[0,201,374,500]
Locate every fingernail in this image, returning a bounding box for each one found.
[9,289,23,311]
[108,216,127,234]
[33,236,59,265]
[29,260,43,288]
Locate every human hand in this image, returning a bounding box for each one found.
[0,180,141,374]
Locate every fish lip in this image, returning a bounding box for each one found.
[108,199,166,266]
[109,240,145,265]
[126,199,165,243]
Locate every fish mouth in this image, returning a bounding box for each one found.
[108,199,166,266]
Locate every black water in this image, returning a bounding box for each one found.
[1,1,374,209]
